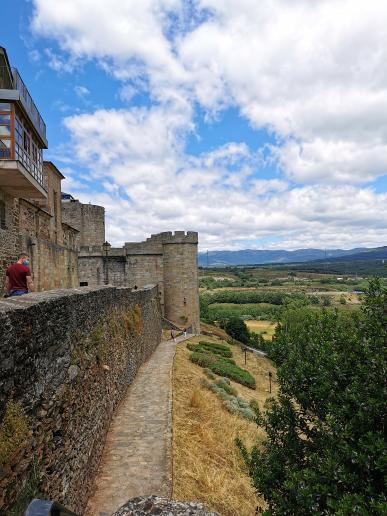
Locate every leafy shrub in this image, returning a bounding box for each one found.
[249,399,260,413]
[202,290,286,306]
[215,378,238,396]
[201,379,254,420]
[249,332,266,350]
[187,341,233,357]
[225,317,250,344]
[208,303,283,323]
[190,351,256,389]
[240,279,387,514]
[198,341,231,352]
[203,368,216,380]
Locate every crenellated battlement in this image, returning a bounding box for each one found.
[147,231,198,244]
[77,229,199,333]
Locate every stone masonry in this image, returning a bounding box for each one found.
[0,285,162,515]
[61,199,105,247]
[0,162,79,293]
[77,231,200,333]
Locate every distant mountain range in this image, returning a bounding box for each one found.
[198,246,387,267]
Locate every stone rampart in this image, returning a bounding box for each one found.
[76,230,200,333]
[0,285,162,515]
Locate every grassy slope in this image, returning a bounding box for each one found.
[172,333,277,516]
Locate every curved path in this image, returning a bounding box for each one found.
[85,336,189,516]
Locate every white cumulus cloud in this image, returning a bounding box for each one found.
[31,0,387,248]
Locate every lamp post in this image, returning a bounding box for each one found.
[102,241,111,285]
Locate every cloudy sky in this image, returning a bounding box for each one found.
[3,0,387,250]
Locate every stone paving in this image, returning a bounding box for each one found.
[85,335,191,516]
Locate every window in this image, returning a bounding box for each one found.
[0,114,10,124]
[0,138,11,158]
[0,113,11,143]
[0,200,6,229]
[80,281,88,287]
[0,103,11,111]
[23,129,30,153]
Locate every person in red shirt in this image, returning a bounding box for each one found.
[4,253,35,297]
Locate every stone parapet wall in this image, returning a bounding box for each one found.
[0,285,162,515]
[146,231,198,245]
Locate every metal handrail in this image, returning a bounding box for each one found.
[12,68,47,141]
[24,499,79,516]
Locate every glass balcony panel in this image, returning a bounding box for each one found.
[0,125,11,136]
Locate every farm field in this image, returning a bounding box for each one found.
[198,266,387,352]
[199,265,371,294]
[245,320,277,339]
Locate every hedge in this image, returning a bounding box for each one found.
[190,351,256,389]
[186,341,233,358]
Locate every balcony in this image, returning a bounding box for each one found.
[0,66,47,147]
[12,68,47,146]
[0,159,47,198]
[0,47,47,199]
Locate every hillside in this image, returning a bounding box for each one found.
[285,246,387,276]
[311,246,387,263]
[198,247,368,267]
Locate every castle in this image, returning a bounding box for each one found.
[0,46,199,333]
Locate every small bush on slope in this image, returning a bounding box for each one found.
[201,378,254,421]
[190,351,256,389]
[187,341,233,358]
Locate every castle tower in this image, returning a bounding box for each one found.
[157,231,200,333]
[61,198,105,247]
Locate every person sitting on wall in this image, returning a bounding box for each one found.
[4,253,35,297]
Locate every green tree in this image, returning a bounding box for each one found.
[239,278,387,515]
[225,317,250,344]
[249,332,269,353]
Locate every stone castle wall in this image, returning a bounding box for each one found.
[0,191,79,293]
[78,231,200,332]
[0,285,162,515]
[62,201,105,247]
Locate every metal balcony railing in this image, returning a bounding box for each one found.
[0,66,47,144]
[12,68,47,143]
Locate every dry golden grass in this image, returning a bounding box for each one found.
[172,334,277,516]
[199,322,230,341]
[245,320,276,340]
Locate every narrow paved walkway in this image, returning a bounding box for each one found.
[85,335,191,516]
